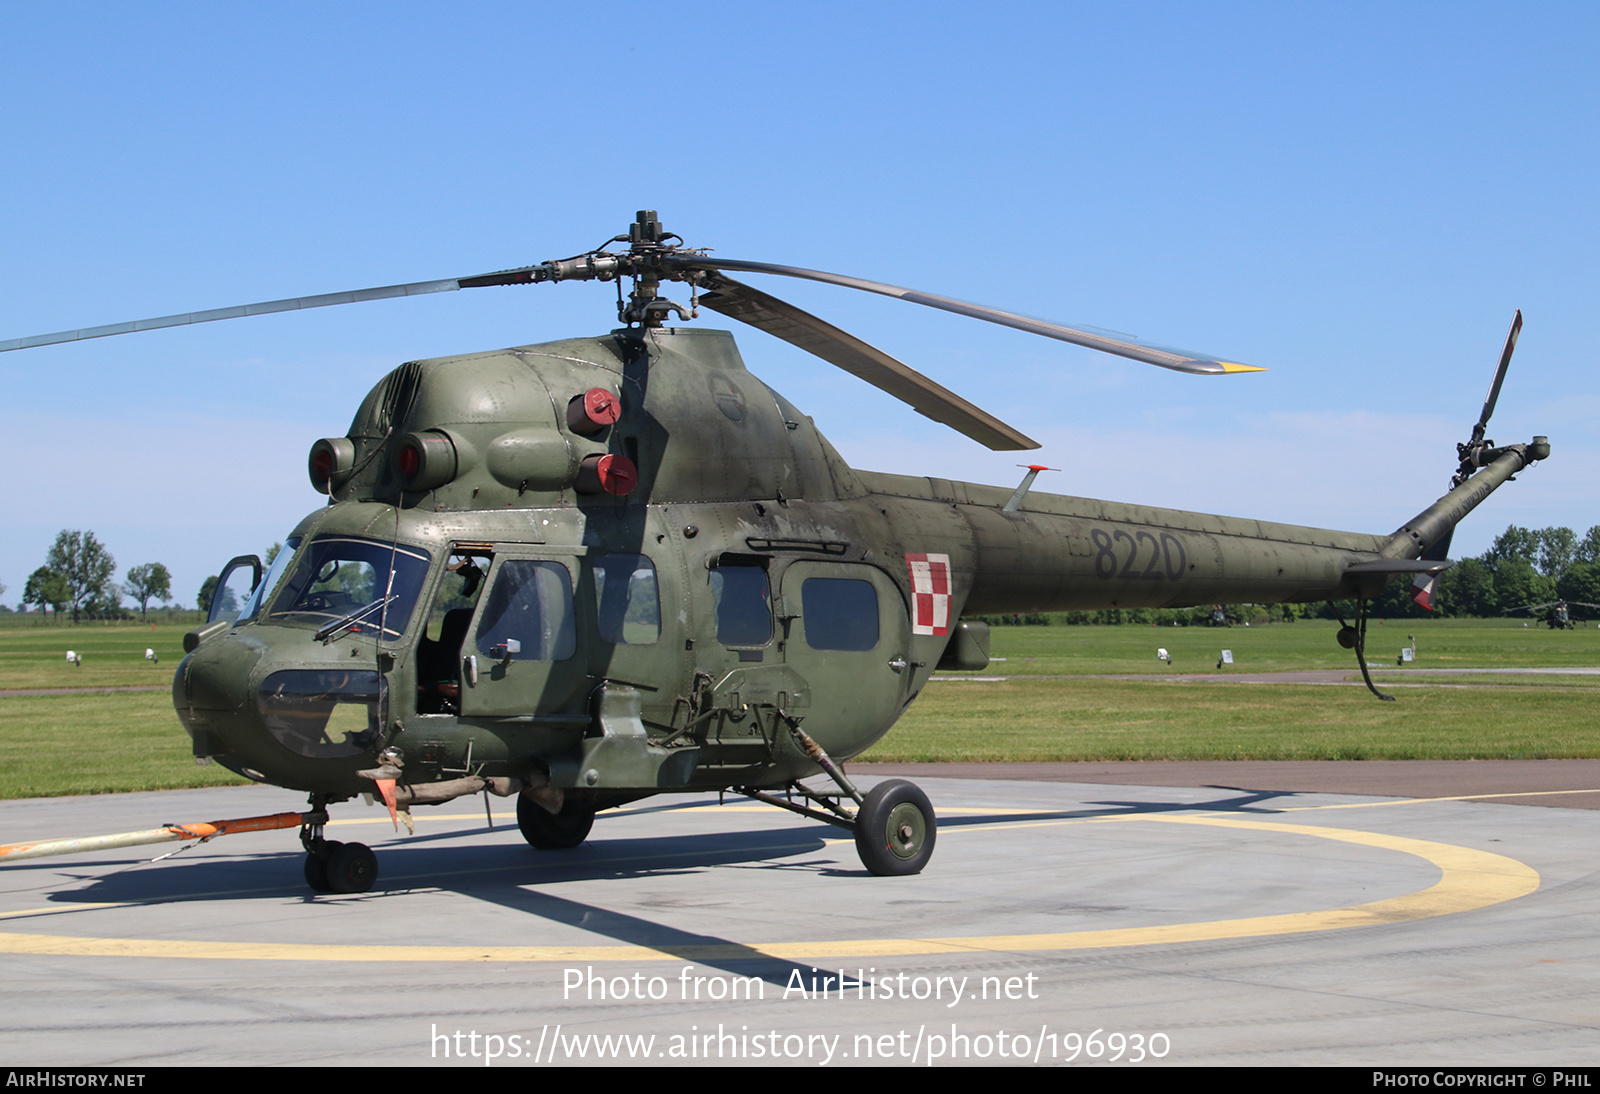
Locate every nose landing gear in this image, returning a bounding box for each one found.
[300,800,378,894]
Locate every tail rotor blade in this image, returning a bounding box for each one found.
[1473,309,1522,443]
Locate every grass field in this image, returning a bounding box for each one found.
[0,617,195,690]
[854,618,1600,763]
[948,615,1600,676]
[1,619,1596,798]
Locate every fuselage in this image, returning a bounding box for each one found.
[173,327,1441,802]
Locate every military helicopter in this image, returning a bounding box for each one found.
[1509,600,1600,629]
[0,212,1549,893]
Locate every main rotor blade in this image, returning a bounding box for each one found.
[668,257,1263,376]
[0,277,473,353]
[697,275,1038,451]
[0,261,558,354]
[1474,308,1523,439]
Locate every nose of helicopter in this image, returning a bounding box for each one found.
[175,625,391,793]
[174,630,266,763]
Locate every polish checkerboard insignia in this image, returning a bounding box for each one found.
[904,553,951,636]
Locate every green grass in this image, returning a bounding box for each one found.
[968,617,1600,676]
[862,618,1600,762]
[0,692,252,798]
[1366,673,1600,688]
[859,677,1600,762]
[0,621,193,690]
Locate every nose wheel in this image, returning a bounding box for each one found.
[300,801,378,894]
[304,839,379,893]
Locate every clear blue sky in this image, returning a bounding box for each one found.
[2,2,1594,610]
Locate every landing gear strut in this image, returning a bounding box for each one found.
[299,798,378,894]
[740,721,938,876]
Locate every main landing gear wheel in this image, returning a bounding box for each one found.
[517,794,594,849]
[854,779,936,876]
[303,840,377,894]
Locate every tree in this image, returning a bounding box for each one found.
[1557,562,1600,610]
[1576,527,1600,567]
[1484,526,1540,570]
[23,567,69,619]
[1436,557,1496,617]
[1495,557,1556,615]
[1534,526,1577,578]
[197,575,219,615]
[45,530,116,624]
[86,588,127,621]
[124,563,173,621]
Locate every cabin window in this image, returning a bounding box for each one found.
[800,577,879,651]
[475,559,576,662]
[710,559,772,647]
[593,554,660,645]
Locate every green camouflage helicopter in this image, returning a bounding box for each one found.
[1508,600,1600,629]
[0,212,1548,893]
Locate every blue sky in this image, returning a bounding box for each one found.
[2,2,1594,609]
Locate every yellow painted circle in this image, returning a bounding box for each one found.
[0,814,1538,962]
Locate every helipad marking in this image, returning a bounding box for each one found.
[0,816,1537,962]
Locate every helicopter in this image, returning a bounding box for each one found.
[0,211,1549,893]
[1508,600,1600,629]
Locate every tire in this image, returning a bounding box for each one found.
[517,794,595,850]
[303,839,342,893]
[854,779,936,876]
[325,842,378,894]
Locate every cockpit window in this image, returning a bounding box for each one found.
[267,536,432,641]
[237,538,302,625]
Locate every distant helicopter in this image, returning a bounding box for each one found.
[1509,599,1600,630]
[0,212,1548,892]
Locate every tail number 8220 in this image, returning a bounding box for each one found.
[1090,527,1187,581]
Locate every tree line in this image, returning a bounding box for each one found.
[17,530,173,623]
[1366,524,1600,619]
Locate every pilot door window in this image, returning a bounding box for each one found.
[416,552,489,714]
[474,559,577,662]
[710,560,772,648]
[592,553,660,645]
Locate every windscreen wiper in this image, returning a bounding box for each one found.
[314,595,397,643]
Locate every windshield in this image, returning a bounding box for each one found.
[266,536,432,641]
[237,538,302,625]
